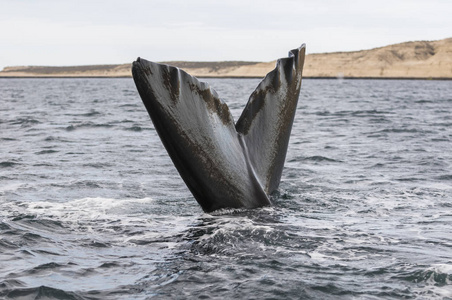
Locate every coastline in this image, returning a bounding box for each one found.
[1,38,451,80]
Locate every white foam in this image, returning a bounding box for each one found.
[429,263,452,275]
[15,197,153,225]
[2,197,198,252]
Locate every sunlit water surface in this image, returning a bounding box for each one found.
[1,78,451,299]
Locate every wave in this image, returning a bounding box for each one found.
[65,122,114,131]
[35,149,59,155]
[395,177,423,182]
[0,161,21,168]
[10,117,39,125]
[4,197,155,227]
[43,136,71,142]
[436,174,452,181]
[314,109,391,117]
[392,264,452,297]
[124,126,143,132]
[79,110,101,117]
[1,285,84,300]
[377,128,435,134]
[64,110,103,117]
[9,117,40,127]
[289,156,342,163]
[81,162,113,168]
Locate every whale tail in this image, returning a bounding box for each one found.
[132,44,305,212]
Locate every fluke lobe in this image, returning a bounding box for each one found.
[132,44,305,212]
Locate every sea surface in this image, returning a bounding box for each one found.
[1,77,451,299]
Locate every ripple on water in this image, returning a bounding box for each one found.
[0,78,451,299]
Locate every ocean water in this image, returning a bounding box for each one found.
[0,77,451,299]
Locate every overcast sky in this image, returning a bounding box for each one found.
[0,0,450,69]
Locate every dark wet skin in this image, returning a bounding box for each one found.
[132,45,305,212]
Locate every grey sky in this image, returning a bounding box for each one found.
[0,0,450,69]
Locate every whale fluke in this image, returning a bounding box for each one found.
[132,44,305,212]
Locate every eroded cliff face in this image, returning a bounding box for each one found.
[302,38,452,78]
